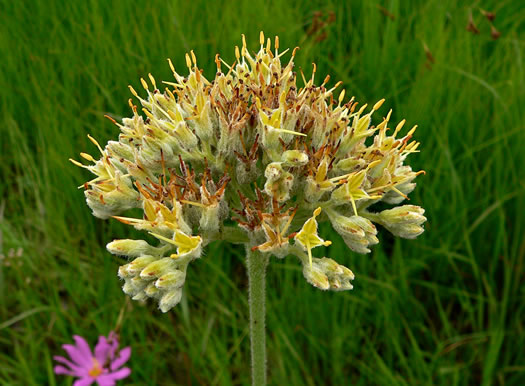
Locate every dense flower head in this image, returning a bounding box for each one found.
[54,332,131,386]
[72,32,426,312]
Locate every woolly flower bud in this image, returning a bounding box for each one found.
[118,255,157,278]
[303,257,355,291]
[159,288,183,313]
[106,140,134,162]
[328,211,379,254]
[377,205,427,239]
[119,254,189,312]
[84,172,139,219]
[107,239,161,258]
[155,270,186,290]
[140,257,175,279]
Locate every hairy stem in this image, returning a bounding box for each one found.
[246,248,269,386]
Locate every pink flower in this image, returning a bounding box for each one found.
[54,332,131,386]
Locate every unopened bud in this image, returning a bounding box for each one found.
[144,282,160,297]
[155,270,186,290]
[107,239,160,258]
[106,141,134,162]
[378,205,426,239]
[118,255,157,278]
[85,174,139,219]
[303,257,354,291]
[132,292,148,302]
[334,157,366,172]
[159,288,183,313]
[140,257,175,279]
[328,212,378,254]
[303,263,330,290]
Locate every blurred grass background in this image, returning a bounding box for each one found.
[1,0,524,384]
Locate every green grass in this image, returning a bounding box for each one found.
[1,0,524,384]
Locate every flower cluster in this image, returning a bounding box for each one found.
[72,32,426,312]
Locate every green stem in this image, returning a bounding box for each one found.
[246,248,269,386]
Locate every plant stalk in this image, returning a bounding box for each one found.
[246,248,269,386]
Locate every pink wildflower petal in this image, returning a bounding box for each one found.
[94,336,112,364]
[53,355,86,375]
[107,331,118,342]
[54,365,77,376]
[94,376,116,386]
[73,377,95,386]
[61,344,92,368]
[97,367,131,384]
[110,347,131,371]
[107,332,119,358]
[73,335,93,360]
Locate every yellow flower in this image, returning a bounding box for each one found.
[331,166,382,216]
[150,230,202,259]
[294,208,332,269]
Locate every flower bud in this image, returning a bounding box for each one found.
[155,270,186,290]
[378,205,426,239]
[328,212,378,254]
[303,257,354,291]
[173,121,199,150]
[302,263,330,290]
[159,288,183,313]
[144,282,160,297]
[106,140,134,162]
[137,137,177,174]
[132,292,148,302]
[118,255,157,278]
[107,239,160,258]
[140,257,176,279]
[85,172,139,219]
[217,116,243,159]
[333,157,366,173]
[122,280,135,296]
[122,276,149,297]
